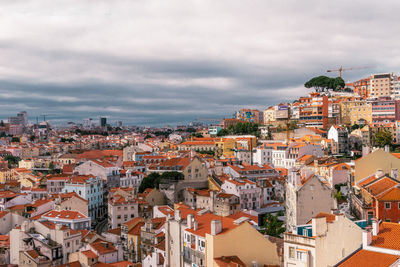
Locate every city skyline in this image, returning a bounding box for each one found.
[1,0,400,125]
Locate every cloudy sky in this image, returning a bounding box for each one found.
[0,0,399,126]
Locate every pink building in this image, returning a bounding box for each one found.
[221,178,262,210]
[371,97,400,127]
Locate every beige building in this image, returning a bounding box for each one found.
[263,107,276,124]
[354,149,400,182]
[108,193,139,229]
[286,170,336,232]
[165,206,280,267]
[350,102,372,125]
[284,213,363,267]
[370,73,395,98]
[54,192,89,217]
[19,250,51,267]
[11,220,81,265]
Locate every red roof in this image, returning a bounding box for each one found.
[42,210,87,220]
[90,241,117,255]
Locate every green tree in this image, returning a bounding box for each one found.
[139,173,161,193]
[4,155,21,168]
[305,76,345,92]
[223,122,260,137]
[192,132,203,138]
[138,171,184,193]
[374,130,393,147]
[11,137,20,143]
[49,162,55,174]
[217,129,229,137]
[29,135,35,142]
[351,124,360,131]
[260,213,285,237]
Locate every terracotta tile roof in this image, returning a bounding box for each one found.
[128,222,145,236]
[376,186,400,201]
[40,221,68,230]
[185,213,239,237]
[47,175,70,181]
[0,191,17,199]
[306,212,336,224]
[363,177,399,197]
[90,241,117,255]
[81,250,98,259]
[42,210,87,220]
[92,159,115,168]
[0,235,10,247]
[122,217,145,228]
[155,239,165,251]
[371,222,400,250]
[69,175,97,184]
[106,228,121,235]
[214,256,246,267]
[337,249,399,267]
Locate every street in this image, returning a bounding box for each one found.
[95,218,108,235]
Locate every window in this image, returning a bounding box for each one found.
[289,247,295,258]
[385,202,391,209]
[398,202,400,209]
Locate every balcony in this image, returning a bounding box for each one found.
[284,232,315,247]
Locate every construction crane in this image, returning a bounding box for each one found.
[327,66,374,78]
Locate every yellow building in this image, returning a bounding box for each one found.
[125,219,145,262]
[0,169,13,183]
[340,99,366,125]
[350,103,372,125]
[216,138,235,157]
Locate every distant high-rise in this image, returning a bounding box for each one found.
[116,121,122,127]
[100,117,107,127]
[83,118,93,128]
[8,111,28,126]
[17,111,28,125]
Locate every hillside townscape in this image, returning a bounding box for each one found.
[0,72,400,267]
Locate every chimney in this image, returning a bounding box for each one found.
[375,169,384,178]
[210,190,215,213]
[372,219,380,236]
[391,169,398,180]
[55,224,62,231]
[174,209,181,221]
[193,220,198,231]
[385,145,390,153]
[311,216,327,237]
[362,230,372,248]
[252,261,259,267]
[187,214,194,229]
[211,220,222,236]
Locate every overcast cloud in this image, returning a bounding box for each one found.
[0,0,399,126]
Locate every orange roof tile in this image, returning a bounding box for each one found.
[337,249,399,267]
[371,222,400,250]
